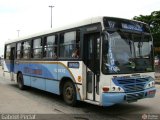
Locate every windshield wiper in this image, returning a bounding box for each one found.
[138,33,144,57]
[119,30,133,55]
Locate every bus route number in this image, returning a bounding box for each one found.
[54,69,66,73]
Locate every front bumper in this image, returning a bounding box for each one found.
[101,87,156,106]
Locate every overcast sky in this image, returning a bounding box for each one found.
[0,0,160,56]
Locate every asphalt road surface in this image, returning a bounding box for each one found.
[0,67,160,120]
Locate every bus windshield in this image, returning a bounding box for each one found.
[102,30,154,74]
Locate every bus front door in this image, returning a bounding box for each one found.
[84,32,100,102]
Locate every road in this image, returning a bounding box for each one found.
[0,67,160,120]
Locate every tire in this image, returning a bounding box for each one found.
[62,81,77,106]
[17,73,26,90]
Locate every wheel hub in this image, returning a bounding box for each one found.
[65,87,73,100]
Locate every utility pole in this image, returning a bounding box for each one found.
[17,30,20,37]
[49,5,54,28]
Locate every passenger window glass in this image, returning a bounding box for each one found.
[60,31,80,59]
[23,41,31,59]
[16,43,21,59]
[6,45,11,59]
[33,38,42,58]
[44,35,57,59]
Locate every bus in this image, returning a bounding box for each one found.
[3,16,156,106]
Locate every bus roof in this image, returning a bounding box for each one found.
[5,16,104,44]
[5,16,147,44]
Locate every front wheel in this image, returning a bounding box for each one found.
[62,81,77,106]
[17,73,26,90]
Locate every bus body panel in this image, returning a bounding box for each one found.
[31,76,46,91]
[23,75,31,86]
[14,61,82,100]
[101,87,156,106]
[3,16,156,106]
[46,80,60,94]
[3,60,12,72]
[99,72,156,106]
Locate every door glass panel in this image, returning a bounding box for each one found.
[85,32,101,99]
[87,71,93,93]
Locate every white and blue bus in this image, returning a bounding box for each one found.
[4,17,156,106]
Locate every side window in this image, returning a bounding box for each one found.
[43,35,57,59]
[33,38,42,58]
[6,45,11,59]
[16,43,21,59]
[60,31,80,59]
[23,41,31,59]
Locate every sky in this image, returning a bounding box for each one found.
[0,0,160,56]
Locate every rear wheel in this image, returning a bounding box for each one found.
[17,73,26,90]
[62,81,77,106]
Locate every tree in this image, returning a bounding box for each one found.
[133,11,160,55]
[133,11,160,33]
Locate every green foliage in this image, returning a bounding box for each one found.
[133,11,160,34]
[133,11,160,55]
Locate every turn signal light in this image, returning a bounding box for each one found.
[78,76,82,82]
[102,87,109,92]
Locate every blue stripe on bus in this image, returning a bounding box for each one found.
[6,61,81,100]
[15,63,74,81]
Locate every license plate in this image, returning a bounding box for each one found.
[148,90,156,95]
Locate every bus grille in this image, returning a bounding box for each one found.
[113,78,149,93]
[125,92,144,102]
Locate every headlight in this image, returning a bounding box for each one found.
[110,86,124,92]
[145,81,155,89]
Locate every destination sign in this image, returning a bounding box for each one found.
[103,17,150,33]
[121,23,143,32]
